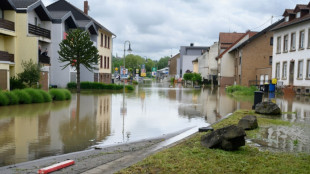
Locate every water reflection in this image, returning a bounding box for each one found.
[1,82,310,166]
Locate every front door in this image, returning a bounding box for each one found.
[0,70,7,90]
[289,61,294,86]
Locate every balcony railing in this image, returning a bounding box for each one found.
[39,54,50,65]
[28,24,51,39]
[0,18,15,31]
[0,51,14,62]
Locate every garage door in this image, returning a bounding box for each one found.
[0,70,8,90]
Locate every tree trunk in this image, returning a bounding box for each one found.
[77,65,80,93]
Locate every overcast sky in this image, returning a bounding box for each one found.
[42,0,310,60]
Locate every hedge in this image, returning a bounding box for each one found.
[67,82,134,91]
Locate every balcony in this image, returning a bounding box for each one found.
[0,18,14,31]
[39,54,50,65]
[0,51,14,62]
[28,24,51,39]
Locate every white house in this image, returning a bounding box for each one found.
[272,3,310,95]
[197,42,218,83]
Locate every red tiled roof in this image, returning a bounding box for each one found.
[218,31,257,59]
[219,32,245,45]
[282,9,295,16]
[294,4,309,12]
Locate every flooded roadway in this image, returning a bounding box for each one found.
[0,81,309,167]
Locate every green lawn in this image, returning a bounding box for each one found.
[117,110,310,174]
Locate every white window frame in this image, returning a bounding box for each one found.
[276,62,280,79]
[307,59,310,79]
[291,32,296,50]
[300,30,305,49]
[282,61,287,79]
[277,36,281,53]
[298,60,303,79]
[284,35,288,52]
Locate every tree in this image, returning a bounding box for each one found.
[157,56,170,70]
[18,59,40,87]
[58,29,99,93]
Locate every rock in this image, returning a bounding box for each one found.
[238,115,258,130]
[198,126,214,132]
[201,125,246,151]
[255,101,281,115]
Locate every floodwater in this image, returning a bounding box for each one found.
[0,81,308,166]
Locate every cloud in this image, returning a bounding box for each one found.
[43,0,310,60]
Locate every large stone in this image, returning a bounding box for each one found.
[201,125,246,151]
[255,101,281,115]
[238,115,258,130]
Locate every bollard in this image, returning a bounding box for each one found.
[252,91,263,109]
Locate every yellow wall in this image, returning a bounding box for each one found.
[14,13,38,75]
[97,29,112,74]
[0,36,4,50]
[4,10,16,22]
[193,62,198,73]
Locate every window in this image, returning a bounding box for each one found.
[239,56,242,65]
[0,8,3,19]
[104,56,107,68]
[307,60,310,79]
[308,29,310,48]
[269,56,272,65]
[282,61,287,78]
[108,36,110,48]
[285,16,289,22]
[100,56,103,68]
[298,60,303,79]
[107,57,109,68]
[276,63,280,79]
[100,33,103,47]
[277,36,281,53]
[300,30,305,49]
[291,32,296,50]
[296,12,301,18]
[270,37,273,45]
[35,17,38,26]
[283,35,288,52]
[265,75,269,83]
[104,35,107,47]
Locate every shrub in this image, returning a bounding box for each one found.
[4,91,19,105]
[10,76,26,90]
[170,77,175,83]
[67,82,77,89]
[63,89,72,100]
[18,59,41,87]
[24,88,44,103]
[68,81,134,91]
[192,73,202,84]
[226,85,257,96]
[183,73,193,81]
[12,90,31,104]
[38,89,52,102]
[132,80,138,85]
[49,89,66,101]
[125,85,134,91]
[0,92,9,106]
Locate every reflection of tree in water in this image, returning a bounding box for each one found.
[59,115,96,153]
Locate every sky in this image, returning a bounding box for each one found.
[42,0,310,60]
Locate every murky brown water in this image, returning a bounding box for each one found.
[0,82,308,166]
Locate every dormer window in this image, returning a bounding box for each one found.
[35,17,38,26]
[296,12,301,18]
[0,8,3,19]
[285,16,289,22]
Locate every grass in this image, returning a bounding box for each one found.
[226,85,257,96]
[117,110,308,174]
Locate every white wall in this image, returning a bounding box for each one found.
[272,22,310,87]
[182,55,199,74]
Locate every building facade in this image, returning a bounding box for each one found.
[197,42,218,83]
[272,3,310,94]
[168,53,179,78]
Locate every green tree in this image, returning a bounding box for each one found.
[18,59,40,87]
[58,29,99,93]
[157,56,170,70]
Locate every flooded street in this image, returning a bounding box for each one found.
[0,82,309,167]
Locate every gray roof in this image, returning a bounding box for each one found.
[49,11,70,19]
[11,0,38,8]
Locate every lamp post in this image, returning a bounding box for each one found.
[122,40,132,142]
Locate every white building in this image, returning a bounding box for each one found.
[272,3,310,94]
[197,42,218,82]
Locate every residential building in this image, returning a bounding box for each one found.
[218,32,245,54]
[179,43,209,77]
[197,42,219,83]
[0,0,16,90]
[1,0,53,90]
[168,53,179,78]
[47,0,115,87]
[192,58,198,73]
[217,31,257,86]
[272,3,310,95]
[229,19,283,86]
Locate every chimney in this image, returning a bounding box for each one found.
[190,43,194,47]
[84,1,89,15]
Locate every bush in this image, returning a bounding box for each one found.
[125,85,134,91]
[12,90,31,104]
[192,73,202,83]
[24,88,44,103]
[0,92,9,106]
[226,85,257,96]
[49,89,66,101]
[4,91,19,105]
[132,80,138,85]
[63,89,72,100]
[183,73,194,81]
[170,77,175,83]
[67,82,77,89]
[18,59,41,87]
[38,89,52,102]
[10,76,26,90]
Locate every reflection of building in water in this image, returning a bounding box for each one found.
[96,95,111,140]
